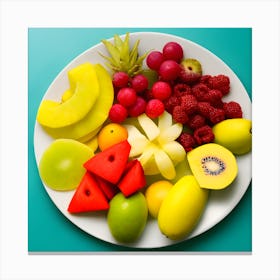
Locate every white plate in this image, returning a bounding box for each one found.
[33,32,252,249]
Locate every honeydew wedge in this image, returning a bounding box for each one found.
[37,62,100,128]
[42,64,114,140]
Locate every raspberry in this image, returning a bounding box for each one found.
[177,132,196,152]
[199,75,212,87]
[181,95,198,115]
[172,105,188,124]
[145,99,165,118]
[197,102,212,118]
[209,75,230,95]
[109,104,128,123]
[193,125,214,145]
[223,101,243,118]
[173,83,192,97]
[187,114,206,130]
[164,95,181,114]
[192,83,209,101]
[204,89,223,107]
[209,108,225,124]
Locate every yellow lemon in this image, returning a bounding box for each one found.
[97,123,128,151]
[145,180,173,218]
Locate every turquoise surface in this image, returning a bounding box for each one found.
[28,28,252,252]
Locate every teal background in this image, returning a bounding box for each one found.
[28,28,252,252]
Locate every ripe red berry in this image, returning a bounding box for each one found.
[162,42,184,63]
[187,114,206,130]
[151,81,172,100]
[177,132,196,152]
[117,87,137,107]
[172,105,188,124]
[223,101,243,118]
[112,72,130,88]
[181,95,198,115]
[146,51,164,70]
[109,104,128,123]
[209,108,225,124]
[173,83,192,97]
[192,83,210,101]
[164,95,181,114]
[158,60,180,81]
[128,97,147,117]
[131,74,149,93]
[145,99,165,118]
[209,75,230,95]
[193,125,214,145]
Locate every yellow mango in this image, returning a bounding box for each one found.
[158,175,209,240]
[37,63,100,128]
[43,64,114,140]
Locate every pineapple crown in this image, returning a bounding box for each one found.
[99,33,148,77]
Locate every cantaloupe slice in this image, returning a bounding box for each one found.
[37,63,100,128]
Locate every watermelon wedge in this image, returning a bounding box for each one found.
[84,140,131,184]
[68,172,109,213]
[118,159,146,197]
[94,175,119,200]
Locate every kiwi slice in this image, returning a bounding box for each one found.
[187,143,238,190]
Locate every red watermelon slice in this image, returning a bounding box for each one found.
[68,172,109,213]
[117,159,146,197]
[94,175,119,200]
[84,140,131,184]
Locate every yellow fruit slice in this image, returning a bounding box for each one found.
[42,64,114,140]
[154,148,176,180]
[187,143,238,190]
[37,62,100,128]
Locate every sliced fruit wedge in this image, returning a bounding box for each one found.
[157,123,183,145]
[67,172,109,213]
[123,125,149,157]
[138,113,160,141]
[161,141,186,164]
[154,148,176,180]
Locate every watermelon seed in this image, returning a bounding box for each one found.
[85,189,91,196]
[108,155,115,162]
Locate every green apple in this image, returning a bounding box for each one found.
[39,139,93,191]
[212,118,252,155]
[107,192,148,243]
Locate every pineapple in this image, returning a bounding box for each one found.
[99,33,148,77]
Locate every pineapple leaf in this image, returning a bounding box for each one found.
[120,33,130,65]
[101,39,120,64]
[129,39,140,68]
[114,34,124,51]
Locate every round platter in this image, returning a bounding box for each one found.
[34,32,252,248]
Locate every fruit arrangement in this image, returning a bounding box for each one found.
[35,32,252,246]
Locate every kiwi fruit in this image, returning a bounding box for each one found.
[187,143,238,190]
